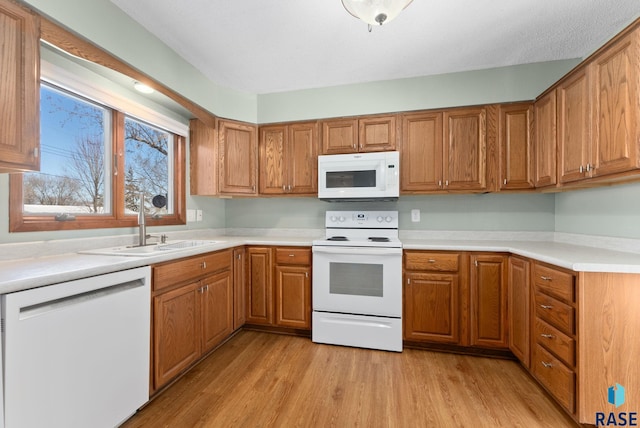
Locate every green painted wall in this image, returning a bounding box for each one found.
[224,194,556,232]
[257,60,581,123]
[23,0,257,123]
[554,182,640,239]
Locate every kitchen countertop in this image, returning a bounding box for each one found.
[1,233,639,295]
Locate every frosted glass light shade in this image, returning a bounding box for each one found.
[342,0,413,26]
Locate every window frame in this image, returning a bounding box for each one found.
[7,15,198,233]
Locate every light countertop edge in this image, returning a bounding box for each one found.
[1,236,640,295]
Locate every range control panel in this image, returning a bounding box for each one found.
[325,211,398,228]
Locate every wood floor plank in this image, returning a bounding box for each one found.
[122,331,577,427]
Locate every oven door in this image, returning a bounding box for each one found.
[312,245,402,318]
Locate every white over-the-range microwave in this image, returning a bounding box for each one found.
[317,151,400,201]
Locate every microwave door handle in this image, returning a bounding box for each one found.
[312,246,402,256]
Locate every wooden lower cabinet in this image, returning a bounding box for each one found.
[233,247,246,330]
[508,256,530,366]
[152,249,234,392]
[246,246,312,331]
[470,254,508,349]
[403,251,468,346]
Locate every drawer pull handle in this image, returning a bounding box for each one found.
[540,304,553,310]
[289,254,295,257]
[540,334,554,339]
[201,262,207,269]
[541,361,553,368]
[540,276,552,281]
[428,259,436,263]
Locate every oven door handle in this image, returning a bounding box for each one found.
[312,246,402,256]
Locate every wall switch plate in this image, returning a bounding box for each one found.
[196,210,203,222]
[187,209,196,222]
[411,209,420,222]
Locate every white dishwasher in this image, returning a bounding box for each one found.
[1,266,151,428]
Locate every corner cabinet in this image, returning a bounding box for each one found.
[218,119,258,195]
[151,249,234,392]
[189,118,218,195]
[508,256,530,367]
[0,0,40,173]
[469,253,508,349]
[259,122,318,195]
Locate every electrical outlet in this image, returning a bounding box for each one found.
[196,210,203,222]
[411,209,420,222]
[187,209,196,222]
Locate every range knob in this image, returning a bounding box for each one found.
[385,216,393,223]
[330,216,338,222]
[377,216,384,223]
[338,216,346,222]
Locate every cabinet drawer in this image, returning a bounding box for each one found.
[533,264,574,303]
[534,292,575,335]
[534,317,575,367]
[153,249,232,292]
[532,344,575,413]
[275,248,311,265]
[404,252,459,272]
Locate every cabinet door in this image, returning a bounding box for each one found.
[470,254,508,348]
[259,125,287,194]
[499,104,534,190]
[400,112,443,192]
[508,257,531,367]
[288,122,318,194]
[534,91,557,187]
[153,283,200,389]
[359,115,397,152]
[246,247,273,325]
[404,272,460,344]
[591,30,640,177]
[558,69,591,184]
[233,247,246,330]
[0,0,39,173]
[189,118,218,195]
[201,270,234,353]
[444,108,486,190]
[320,119,358,154]
[218,119,257,194]
[274,265,311,329]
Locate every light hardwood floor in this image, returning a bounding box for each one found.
[123,331,577,427]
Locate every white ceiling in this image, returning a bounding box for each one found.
[110,0,640,95]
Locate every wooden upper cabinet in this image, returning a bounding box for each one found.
[218,119,258,195]
[259,122,318,195]
[557,68,591,184]
[321,118,357,154]
[534,90,557,187]
[259,125,287,194]
[320,115,397,154]
[189,119,218,195]
[444,107,487,191]
[0,0,40,173]
[359,115,397,152]
[400,111,443,192]
[590,28,640,178]
[499,103,534,190]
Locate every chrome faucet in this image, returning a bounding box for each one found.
[138,193,147,246]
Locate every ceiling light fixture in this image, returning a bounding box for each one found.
[342,0,413,31]
[133,82,154,94]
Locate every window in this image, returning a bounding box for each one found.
[10,81,186,232]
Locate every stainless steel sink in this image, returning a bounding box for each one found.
[79,240,224,257]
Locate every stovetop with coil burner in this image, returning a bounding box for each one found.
[313,211,401,249]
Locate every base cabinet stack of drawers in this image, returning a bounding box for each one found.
[531,262,577,415]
